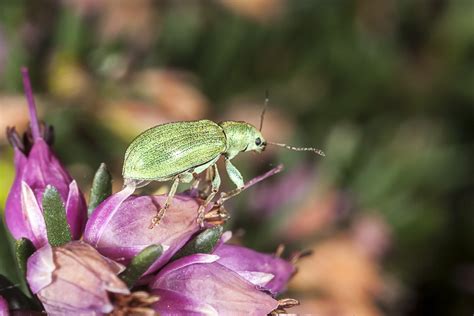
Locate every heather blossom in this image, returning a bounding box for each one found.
[84,188,210,275]
[26,241,129,315]
[5,68,87,248]
[149,254,279,315]
[1,69,301,315]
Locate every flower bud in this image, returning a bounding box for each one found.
[149,254,278,315]
[26,241,129,315]
[5,69,86,248]
[0,295,7,315]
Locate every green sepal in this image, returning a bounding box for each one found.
[0,217,21,286]
[171,226,223,261]
[88,163,112,215]
[0,274,35,310]
[15,238,35,277]
[42,185,72,247]
[119,244,163,288]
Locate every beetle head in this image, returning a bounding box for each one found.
[219,121,266,157]
[245,125,267,153]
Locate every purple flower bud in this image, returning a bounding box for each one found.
[26,241,129,315]
[214,243,295,295]
[0,295,8,315]
[84,187,204,275]
[5,69,87,248]
[150,254,279,315]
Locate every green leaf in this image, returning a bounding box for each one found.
[42,185,72,247]
[171,226,223,261]
[119,244,163,288]
[15,238,35,277]
[88,163,112,215]
[0,274,35,310]
[14,238,43,310]
[0,217,21,285]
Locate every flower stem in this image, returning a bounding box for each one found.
[21,67,41,141]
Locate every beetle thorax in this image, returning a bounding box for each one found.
[219,121,265,159]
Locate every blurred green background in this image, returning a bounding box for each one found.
[0,1,473,315]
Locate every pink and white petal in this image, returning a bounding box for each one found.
[20,181,47,248]
[236,271,275,288]
[26,244,55,294]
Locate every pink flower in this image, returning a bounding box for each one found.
[26,241,129,315]
[5,68,87,248]
[150,254,279,315]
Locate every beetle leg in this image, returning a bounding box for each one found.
[179,172,194,183]
[200,166,215,196]
[217,187,243,206]
[215,159,244,207]
[197,164,221,227]
[225,158,244,189]
[191,172,200,190]
[149,176,180,229]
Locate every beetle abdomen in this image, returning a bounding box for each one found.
[123,120,226,180]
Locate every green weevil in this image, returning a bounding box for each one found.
[122,98,325,228]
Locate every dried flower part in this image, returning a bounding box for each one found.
[203,204,231,226]
[84,190,208,275]
[150,254,279,315]
[214,244,295,294]
[110,291,159,316]
[27,241,129,315]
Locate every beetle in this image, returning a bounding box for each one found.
[122,97,325,228]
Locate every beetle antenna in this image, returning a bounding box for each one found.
[268,141,325,156]
[259,90,269,132]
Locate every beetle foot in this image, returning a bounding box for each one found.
[149,205,168,229]
[148,216,161,229]
[197,205,206,228]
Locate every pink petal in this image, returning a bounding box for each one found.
[84,185,135,247]
[65,180,87,239]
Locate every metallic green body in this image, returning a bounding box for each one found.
[122,119,266,187]
[123,120,226,180]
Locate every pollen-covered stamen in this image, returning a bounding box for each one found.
[110,291,160,316]
[270,298,300,315]
[42,123,55,146]
[278,298,300,309]
[21,67,41,142]
[204,205,231,226]
[274,244,285,258]
[290,248,313,265]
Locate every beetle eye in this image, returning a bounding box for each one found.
[255,137,262,146]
